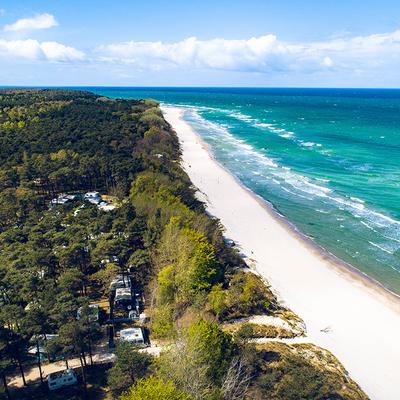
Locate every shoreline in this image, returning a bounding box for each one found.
[195,125,400,309]
[170,105,400,309]
[162,105,400,400]
[238,178,400,310]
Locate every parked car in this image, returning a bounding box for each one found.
[48,369,77,390]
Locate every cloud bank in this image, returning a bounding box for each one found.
[1,26,400,80]
[96,30,400,74]
[0,39,85,62]
[4,13,58,32]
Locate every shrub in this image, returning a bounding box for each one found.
[225,272,272,319]
[188,320,235,385]
[151,303,175,338]
[121,376,194,400]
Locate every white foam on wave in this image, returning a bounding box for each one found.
[224,109,298,140]
[218,108,333,160]
[184,107,400,255]
[187,109,278,169]
[254,122,274,128]
[370,210,400,226]
[360,221,378,232]
[300,141,323,148]
[163,103,227,114]
[228,110,329,154]
[315,177,330,183]
[350,196,365,204]
[227,111,253,122]
[369,241,394,254]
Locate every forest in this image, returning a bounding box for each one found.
[0,89,367,400]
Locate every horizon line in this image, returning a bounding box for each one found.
[1,85,400,90]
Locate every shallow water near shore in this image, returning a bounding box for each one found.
[86,87,400,295]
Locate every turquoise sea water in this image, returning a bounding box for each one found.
[86,87,400,294]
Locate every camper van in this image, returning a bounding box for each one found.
[114,287,133,310]
[110,275,131,292]
[119,327,145,345]
[48,369,77,390]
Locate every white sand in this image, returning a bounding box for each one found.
[162,105,400,400]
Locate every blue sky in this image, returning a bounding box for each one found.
[1,0,400,87]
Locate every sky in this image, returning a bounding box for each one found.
[1,0,400,87]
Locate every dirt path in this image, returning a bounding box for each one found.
[8,339,116,388]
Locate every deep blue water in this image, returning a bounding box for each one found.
[84,87,400,294]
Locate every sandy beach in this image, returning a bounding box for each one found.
[162,105,400,400]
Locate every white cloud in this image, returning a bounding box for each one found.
[40,41,85,62]
[322,56,334,67]
[0,39,85,62]
[96,30,400,74]
[4,13,58,32]
[1,29,400,80]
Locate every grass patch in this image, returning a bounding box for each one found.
[247,342,369,400]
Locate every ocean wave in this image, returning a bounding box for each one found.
[299,141,322,148]
[350,196,365,204]
[369,241,394,254]
[187,110,278,169]
[223,108,298,140]
[327,195,400,231]
[281,132,295,138]
[227,111,253,122]
[165,103,228,114]
[315,177,330,183]
[185,108,400,255]
[360,221,378,232]
[254,122,274,128]
[222,108,330,155]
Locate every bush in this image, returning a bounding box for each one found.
[151,303,175,338]
[225,272,272,319]
[188,320,235,385]
[121,376,194,400]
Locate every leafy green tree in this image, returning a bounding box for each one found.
[58,269,85,295]
[0,357,12,400]
[57,320,89,394]
[157,265,176,305]
[22,306,50,384]
[121,376,194,400]
[107,341,152,396]
[78,305,102,365]
[0,326,18,398]
[151,303,174,339]
[225,272,272,319]
[157,333,214,399]
[187,320,235,386]
[185,229,219,294]
[207,284,227,320]
[8,333,28,387]
[50,291,81,325]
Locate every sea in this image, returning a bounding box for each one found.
[85,87,400,295]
